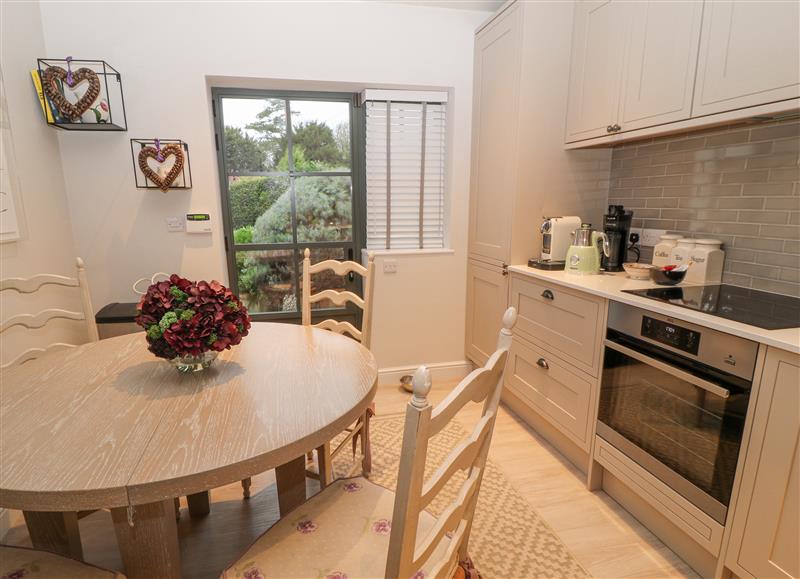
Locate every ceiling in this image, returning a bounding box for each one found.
[394,0,503,12]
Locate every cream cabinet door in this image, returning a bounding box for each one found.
[468,4,522,264]
[565,0,629,142]
[726,348,800,579]
[618,1,702,132]
[465,259,508,366]
[694,1,800,117]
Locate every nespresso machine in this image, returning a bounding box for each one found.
[529,216,581,270]
[601,205,633,272]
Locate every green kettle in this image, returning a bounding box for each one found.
[565,224,610,275]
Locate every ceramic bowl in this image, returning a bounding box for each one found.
[622,262,653,280]
[650,266,687,286]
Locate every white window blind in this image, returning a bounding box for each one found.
[365,93,447,250]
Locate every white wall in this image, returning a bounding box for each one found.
[32,1,490,371]
[0,1,85,367]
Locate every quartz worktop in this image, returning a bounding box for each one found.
[508,265,800,354]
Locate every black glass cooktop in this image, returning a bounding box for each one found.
[622,284,800,330]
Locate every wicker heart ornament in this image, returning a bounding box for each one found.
[138,144,185,192]
[41,66,101,122]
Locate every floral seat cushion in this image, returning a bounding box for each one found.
[0,545,125,579]
[222,477,450,579]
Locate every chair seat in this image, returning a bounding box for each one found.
[222,477,450,579]
[0,545,124,578]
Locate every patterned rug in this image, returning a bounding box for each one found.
[331,413,590,579]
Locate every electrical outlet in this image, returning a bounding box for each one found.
[383,260,398,274]
[166,216,185,232]
[640,228,667,247]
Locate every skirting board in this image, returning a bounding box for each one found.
[378,360,473,386]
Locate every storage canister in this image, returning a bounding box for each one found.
[686,239,725,283]
[669,238,695,267]
[652,234,683,267]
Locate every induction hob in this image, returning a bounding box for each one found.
[622,284,800,330]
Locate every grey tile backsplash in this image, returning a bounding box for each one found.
[608,119,800,297]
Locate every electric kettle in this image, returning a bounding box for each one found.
[565,224,610,275]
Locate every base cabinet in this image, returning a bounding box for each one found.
[465,259,508,366]
[725,348,800,579]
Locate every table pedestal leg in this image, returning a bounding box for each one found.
[276,455,307,516]
[187,491,210,517]
[23,511,83,560]
[111,500,181,579]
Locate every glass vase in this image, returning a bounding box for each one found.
[170,351,218,373]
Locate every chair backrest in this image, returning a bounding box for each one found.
[386,306,517,579]
[301,248,376,348]
[0,257,99,368]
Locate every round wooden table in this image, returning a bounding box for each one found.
[0,323,378,579]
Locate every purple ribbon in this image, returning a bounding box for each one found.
[154,139,164,162]
[65,56,73,85]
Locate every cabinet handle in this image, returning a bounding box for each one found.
[502,263,509,276]
[606,125,614,133]
[541,289,554,300]
[612,123,621,132]
[536,358,549,370]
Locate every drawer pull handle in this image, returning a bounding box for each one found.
[541,289,554,300]
[536,358,549,370]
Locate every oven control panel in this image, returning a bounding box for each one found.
[641,316,700,355]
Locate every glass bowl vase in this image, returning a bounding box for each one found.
[170,351,218,373]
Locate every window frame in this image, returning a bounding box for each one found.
[211,87,367,323]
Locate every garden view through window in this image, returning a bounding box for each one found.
[214,91,360,319]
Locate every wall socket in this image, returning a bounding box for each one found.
[637,228,667,247]
[383,260,398,274]
[166,216,185,232]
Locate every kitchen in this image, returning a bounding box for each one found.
[466,1,798,579]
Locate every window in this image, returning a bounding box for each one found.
[212,89,365,321]
[364,90,447,250]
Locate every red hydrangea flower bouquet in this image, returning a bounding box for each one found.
[134,274,251,372]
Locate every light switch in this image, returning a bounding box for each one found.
[166,216,185,232]
[383,260,398,274]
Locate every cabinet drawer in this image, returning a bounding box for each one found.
[505,336,594,450]
[509,275,605,376]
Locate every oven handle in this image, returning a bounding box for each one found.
[604,339,731,399]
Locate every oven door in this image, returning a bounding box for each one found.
[598,331,751,524]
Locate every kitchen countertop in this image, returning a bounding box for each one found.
[509,265,800,355]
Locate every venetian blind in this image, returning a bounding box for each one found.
[364,90,447,250]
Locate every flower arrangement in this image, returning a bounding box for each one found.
[134,274,251,370]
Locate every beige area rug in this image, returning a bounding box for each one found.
[332,413,590,579]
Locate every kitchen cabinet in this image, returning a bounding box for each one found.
[465,259,508,367]
[693,1,800,117]
[725,347,800,579]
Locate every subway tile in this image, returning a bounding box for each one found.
[705,131,749,147]
[712,222,761,236]
[625,198,649,208]
[722,272,753,287]
[630,208,661,219]
[761,225,800,240]
[749,122,800,142]
[784,240,800,254]
[636,142,669,156]
[651,151,693,165]
[717,197,764,210]
[779,268,800,284]
[621,177,650,188]
[646,198,679,208]
[613,147,638,160]
[747,153,799,169]
[721,142,773,159]
[725,248,756,262]
[667,137,706,152]
[631,187,665,198]
[734,237,786,252]
[764,197,800,210]
[790,212,800,226]
[729,261,780,279]
[680,197,717,209]
[721,170,769,184]
[649,175,683,186]
[741,183,794,196]
[661,185,697,197]
[659,209,693,220]
[768,167,800,182]
[643,219,677,229]
[608,188,633,199]
[616,165,666,179]
[756,251,800,268]
[737,211,790,224]
[698,184,743,197]
[773,138,800,154]
[665,162,703,175]
[751,278,800,297]
[611,159,624,170]
[702,159,747,173]
[621,155,655,168]
[695,209,739,221]
[682,173,721,185]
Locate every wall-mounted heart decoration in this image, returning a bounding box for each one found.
[41,66,101,122]
[138,143,185,192]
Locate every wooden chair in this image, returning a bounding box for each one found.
[0,257,99,369]
[240,248,376,499]
[222,307,517,579]
[0,544,125,578]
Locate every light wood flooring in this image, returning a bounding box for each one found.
[2,381,697,578]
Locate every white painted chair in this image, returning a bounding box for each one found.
[223,307,517,579]
[0,545,125,578]
[0,257,99,369]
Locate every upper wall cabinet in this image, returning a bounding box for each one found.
[693,1,800,117]
[565,1,629,142]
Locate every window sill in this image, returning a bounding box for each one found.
[362,248,455,258]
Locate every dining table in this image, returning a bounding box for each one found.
[0,322,378,579]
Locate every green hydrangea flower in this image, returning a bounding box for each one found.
[169,285,188,302]
[207,332,218,345]
[159,311,179,330]
[146,324,163,340]
[180,309,196,321]
[226,301,239,311]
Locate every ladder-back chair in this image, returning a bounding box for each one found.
[1,257,98,369]
[222,307,517,579]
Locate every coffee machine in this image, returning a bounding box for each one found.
[601,205,633,272]
[529,216,581,270]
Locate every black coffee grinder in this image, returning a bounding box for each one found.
[602,205,633,272]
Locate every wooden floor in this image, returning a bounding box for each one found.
[3,380,697,578]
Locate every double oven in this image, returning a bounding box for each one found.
[598,302,759,524]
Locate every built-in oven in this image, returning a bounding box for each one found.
[597,302,760,524]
